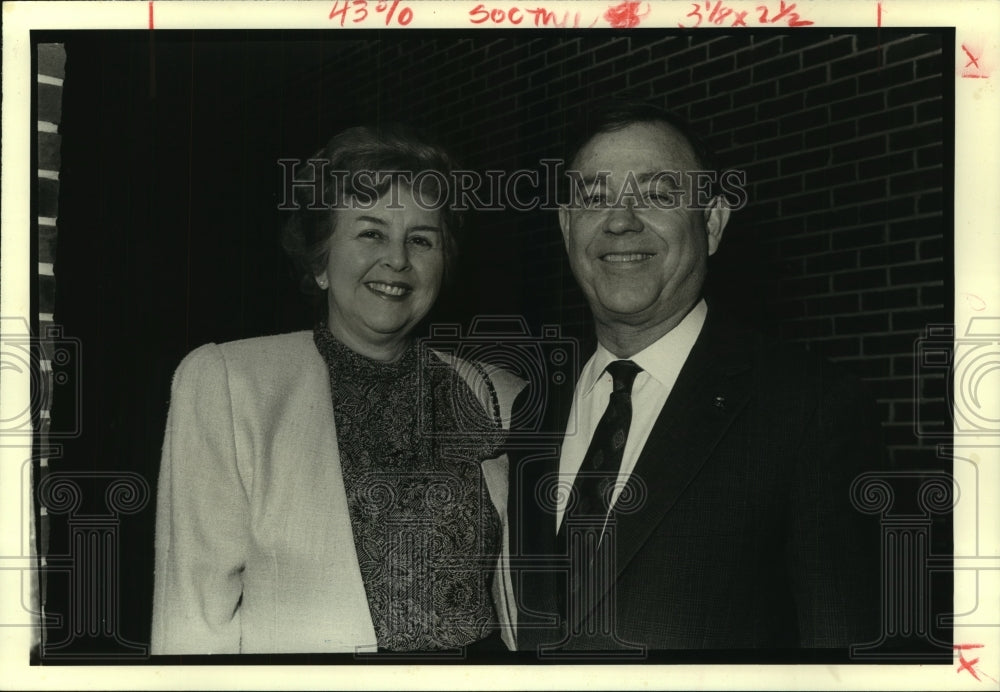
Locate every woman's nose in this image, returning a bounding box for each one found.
[382,238,411,271]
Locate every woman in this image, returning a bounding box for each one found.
[151,125,523,654]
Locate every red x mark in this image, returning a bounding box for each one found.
[962,44,981,69]
[955,644,984,681]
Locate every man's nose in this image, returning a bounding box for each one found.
[605,202,643,234]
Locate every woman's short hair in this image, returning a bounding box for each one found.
[281,124,462,294]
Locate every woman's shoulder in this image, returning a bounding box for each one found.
[175,331,319,388]
[216,331,315,362]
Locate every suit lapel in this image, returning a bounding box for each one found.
[507,360,577,648]
[507,385,571,554]
[569,307,757,628]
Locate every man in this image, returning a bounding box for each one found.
[507,101,883,653]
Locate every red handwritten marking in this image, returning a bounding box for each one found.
[958,656,981,680]
[760,0,812,26]
[329,0,412,26]
[377,0,412,25]
[963,44,981,69]
[963,293,987,311]
[679,0,810,28]
[955,644,985,681]
[469,4,597,27]
[469,5,521,23]
[961,43,990,79]
[148,0,153,29]
[329,1,348,23]
[876,1,881,28]
[604,1,648,28]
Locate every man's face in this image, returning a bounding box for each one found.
[559,121,729,335]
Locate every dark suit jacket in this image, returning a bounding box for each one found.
[507,304,884,652]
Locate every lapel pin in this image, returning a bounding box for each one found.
[713,395,726,410]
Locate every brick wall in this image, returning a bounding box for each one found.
[301,32,948,469]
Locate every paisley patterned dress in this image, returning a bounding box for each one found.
[314,325,505,651]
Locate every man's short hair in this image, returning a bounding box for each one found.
[563,99,721,199]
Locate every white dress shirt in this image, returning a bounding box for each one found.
[555,299,708,531]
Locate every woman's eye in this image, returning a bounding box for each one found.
[408,235,434,248]
[358,229,383,240]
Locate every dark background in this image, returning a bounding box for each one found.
[36,29,953,659]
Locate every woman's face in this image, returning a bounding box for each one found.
[317,185,445,361]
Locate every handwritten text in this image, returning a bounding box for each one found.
[679,0,813,28]
[469,4,599,27]
[329,0,413,26]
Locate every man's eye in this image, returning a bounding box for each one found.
[578,192,607,207]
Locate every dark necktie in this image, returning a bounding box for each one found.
[562,359,643,534]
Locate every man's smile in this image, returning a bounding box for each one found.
[600,252,655,264]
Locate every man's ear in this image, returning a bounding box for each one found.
[704,196,730,256]
[558,205,572,250]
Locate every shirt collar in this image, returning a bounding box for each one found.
[580,299,708,396]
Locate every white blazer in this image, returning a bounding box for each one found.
[151,331,523,654]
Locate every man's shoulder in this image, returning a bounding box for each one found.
[700,303,868,397]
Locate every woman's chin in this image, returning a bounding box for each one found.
[361,317,419,341]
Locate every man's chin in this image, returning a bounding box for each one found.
[591,304,661,328]
[589,291,662,321]
[590,292,701,330]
